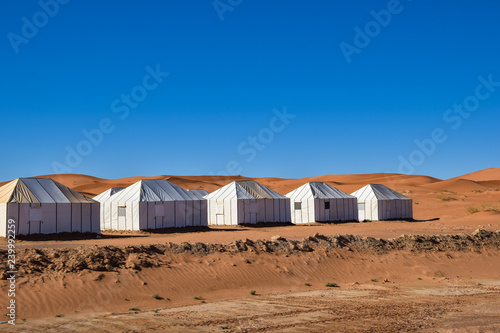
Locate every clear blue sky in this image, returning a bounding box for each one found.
[1,0,499,181]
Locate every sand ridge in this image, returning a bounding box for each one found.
[1,168,499,198]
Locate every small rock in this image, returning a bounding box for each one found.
[271,235,284,242]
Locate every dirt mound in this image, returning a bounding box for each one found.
[2,230,499,278]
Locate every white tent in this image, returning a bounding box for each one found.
[188,189,209,199]
[95,179,207,230]
[0,178,100,237]
[93,187,124,202]
[205,180,290,225]
[286,182,358,223]
[351,184,412,221]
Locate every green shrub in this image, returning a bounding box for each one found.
[467,207,480,214]
[54,314,64,317]
[193,296,203,300]
[304,283,311,286]
[250,290,257,295]
[438,195,457,201]
[325,283,338,287]
[128,308,140,311]
[482,204,499,213]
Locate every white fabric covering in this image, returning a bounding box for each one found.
[351,184,413,221]
[205,180,290,225]
[0,178,99,236]
[95,179,207,230]
[286,182,358,223]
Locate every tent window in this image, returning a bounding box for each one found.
[324,202,330,210]
[118,207,126,217]
[294,202,302,210]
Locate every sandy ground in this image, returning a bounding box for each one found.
[0,168,499,331]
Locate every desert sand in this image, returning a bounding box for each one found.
[1,168,500,332]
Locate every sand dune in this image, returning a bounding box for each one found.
[451,167,500,182]
[421,178,490,192]
[1,169,498,198]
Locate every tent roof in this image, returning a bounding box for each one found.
[188,189,209,199]
[287,182,355,199]
[206,180,287,200]
[93,187,125,201]
[101,179,200,203]
[0,178,96,204]
[351,184,410,201]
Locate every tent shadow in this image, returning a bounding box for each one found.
[16,232,103,242]
[376,217,440,223]
[403,217,440,223]
[314,220,360,225]
[145,226,243,234]
[239,222,295,228]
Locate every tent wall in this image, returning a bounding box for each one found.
[0,203,6,237]
[102,199,207,231]
[1,202,99,236]
[208,197,290,225]
[291,197,358,223]
[57,204,72,233]
[357,197,412,221]
[287,183,358,223]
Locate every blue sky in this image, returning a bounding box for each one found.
[1,0,499,181]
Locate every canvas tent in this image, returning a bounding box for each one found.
[286,182,358,223]
[0,178,100,237]
[93,187,124,202]
[188,189,209,199]
[205,180,290,225]
[95,179,207,230]
[351,184,412,221]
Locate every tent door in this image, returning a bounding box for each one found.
[216,201,224,225]
[249,201,258,224]
[29,221,42,234]
[30,205,42,234]
[358,202,365,221]
[155,216,164,229]
[155,203,165,228]
[118,206,126,229]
